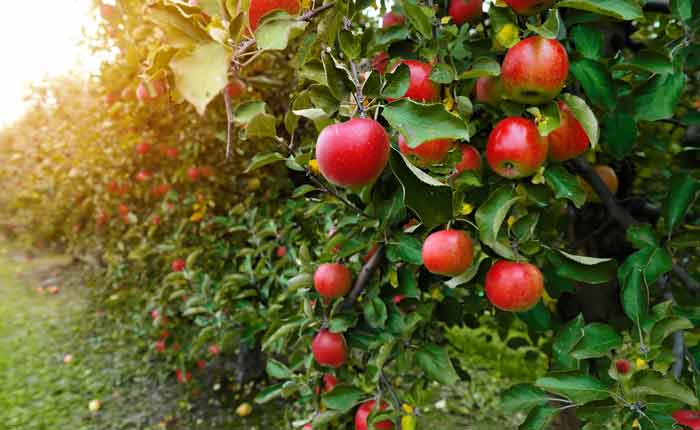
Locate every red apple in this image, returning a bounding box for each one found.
[164,147,180,158]
[151,184,171,198]
[579,165,618,203]
[355,400,394,430]
[422,230,474,276]
[303,424,313,430]
[136,79,167,102]
[136,142,151,155]
[135,170,153,182]
[96,210,110,227]
[448,0,482,25]
[547,101,589,161]
[151,215,162,225]
[382,12,405,28]
[187,167,200,182]
[104,92,120,105]
[615,359,631,374]
[501,36,569,105]
[208,344,221,356]
[486,117,548,178]
[673,410,700,430]
[398,135,453,165]
[455,144,482,173]
[150,309,159,320]
[485,260,544,312]
[315,373,339,394]
[314,263,352,299]
[196,359,206,369]
[100,4,118,20]
[276,246,287,258]
[199,166,213,177]
[172,258,186,272]
[248,0,300,31]
[315,118,390,189]
[504,0,555,16]
[373,52,390,74]
[474,76,502,105]
[225,79,246,98]
[176,369,192,384]
[391,60,440,102]
[155,340,166,353]
[312,330,347,368]
[118,203,129,217]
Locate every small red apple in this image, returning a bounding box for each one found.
[172,258,186,272]
[150,309,159,320]
[164,147,179,158]
[151,184,171,198]
[104,92,120,105]
[474,76,502,105]
[225,79,246,99]
[303,424,313,430]
[155,340,166,353]
[199,166,213,178]
[176,369,192,384]
[315,373,339,394]
[485,260,544,312]
[501,36,569,105]
[486,117,548,178]
[248,0,300,31]
[382,12,405,28]
[392,295,406,304]
[314,263,352,299]
[399,135,453,165]
[455,144,482,173]
[208,344,221,356]
[422,230,474,276]
[151,215,162,225]
[504,0,555,15]
[136,142,151,155]
[96,210,110,227]
[315,118,390,189]
[448,0,482,25]
[391,60,440,102]
[673,410,700,430]
[547,101,589,161]
[615,359,631,374]
[312,330,347,368]
[196,359,206,369]
[118,204,129,217]
[275,246,287,258]
[355,400,394,430]
[135,170,153,182]
[187,167,200,182]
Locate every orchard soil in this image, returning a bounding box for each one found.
[0,242,545,429]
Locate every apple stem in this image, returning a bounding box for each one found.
[571,157,700,292]
[340,244,386,310]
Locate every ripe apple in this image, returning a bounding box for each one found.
[390,60,440,102]
[547,101,589,161]
[248,0,300,31]
[275,246,287,258]
[118,203,129,217]
[225,79,246,99]
[672,410,700,430]
[151,184,170,198]
[382,12,405,28]
[448,0,482,25]
[501,36,569,105]
[172,258,186,272]
[197,359,206,370]
[455,144,482,174]
[176,368,192,384]
[473,76,502,105]
[504,0,555,15]
[136,79,167,102]
[315,373,339,394]
[312,329,347,368]
[199,166,213,178]
[486,117,548,178]
[100,4,117,20]
[355,400,394,430]
[315,118,390,189]
[303,424,313,430]
[373,52,390,74]
[136,142,151,155]
[314,263,352,299]
[615,359,631,374]
[63,354,73,364]
[155,340,166,353]
[398,135,453,165]
[579,165,618,203]
[485,260,544,312]
[187,166,200,182]
[422,230,474,276]
[164,147,180,158]
[208,344,221,356]
[96,210,110,227]
[135,170,153,182]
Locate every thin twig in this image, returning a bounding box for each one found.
[350,61,366,117]
[340,244,386,310]
[299,2,336,21]
[223,90,234,160]
[307,174,370,219]
[570,156,700,292]
[380,371,403,430]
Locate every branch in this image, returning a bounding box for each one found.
[223,89,234,160]
[299,2,335,21]
[350,61,366,117]
[570,156,700,291]
[380,371,403,430]
[307,174,371,219]
[340,245,386,310]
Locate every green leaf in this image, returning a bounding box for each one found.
[556,0,643,20]
[397,266,419,298]
[169,43,232,115]
[519,405,559,430]
[266,358,293,379]
[544,165,586,208]
[614,51,675,75]
[535,374,610,404]
[322,386,365,412]
[415,344,460,385]
[373,25,411,46]
[322,52,353,101]
[650,316,693,345]
[382,100,471,148]
[570,59,616,111]
[383,63,410,99]
[630,370,699,407]
[664,174,699,233]
[245,152,286,173]
[512,213,540,243]
[363,297,388,329]
[328,313,358,333]
[552,314,585,371]
[618,246,673,323]
[620,269,646,325]
[570,323,623,360]
[546,251,617,284]
[633,73,686,122]
[234,101,267,125]
[475,186,520,260]
[570,25,603,60]
[402,1,433,38]
[444,248,488,288]
[519,302,554,331]
[502,384,550,414]
[561,94,600,149]
[430,63,456,84]
[386,233,423,265]
[255,12,308,50]
[338,30,361,60]
[671,0,694,21]
[671,231,700,249]
[460,57,501,79]
[246,113,278,138]
[626,224,657,249]
[526,9,562,39]
[681,111,700,126]
[389,150,453,228]
[254,383,284,403]
[527,102,560,136]
[603,111,636,159]
[363,70,381,97]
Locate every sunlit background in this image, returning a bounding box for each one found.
[0,0,99,126]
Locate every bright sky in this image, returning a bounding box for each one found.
[0,0,99,127]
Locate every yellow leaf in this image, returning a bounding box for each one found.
[632,419,640,428]
[531,166,546,185]
[402,404,414,414]
[460,203,473,215]
[443,87,454,111]
[440,16,452,25]
[401,415,416,430]
[507,215,516,228]
[495,23,520,49]
[309,159,321,175]
[635,358,648,370]
[190,211,205,222]
[389,270,398,287]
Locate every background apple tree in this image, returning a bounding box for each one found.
[1,0,700,429]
